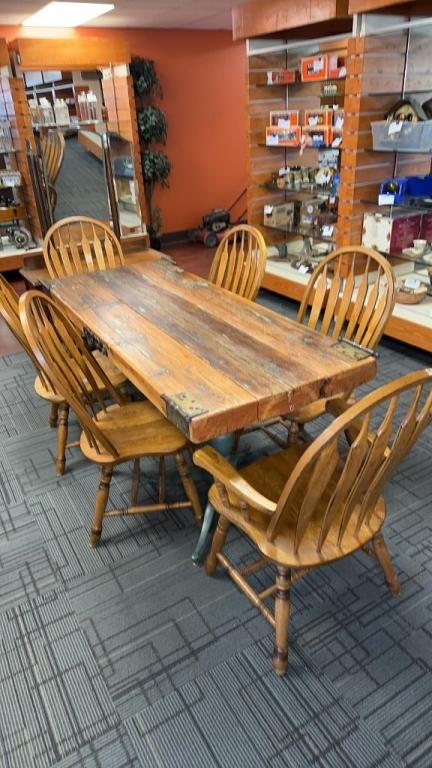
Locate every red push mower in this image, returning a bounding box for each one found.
[188,189,247,248]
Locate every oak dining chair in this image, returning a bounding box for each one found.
[40,130,65,212]
[208,224,267,300]
[194,369,432,675]
[265,246,396,445]
[0,275,126,475]
[43,216,125,279]
[20,290,203,546]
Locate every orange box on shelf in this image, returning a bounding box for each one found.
[301,55,328,82]
[269,110,299,128]
[301,127,331,148]
[266,126,301,147]
[266,70,299,85]
[304,108,333,127]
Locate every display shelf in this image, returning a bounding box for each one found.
[260,143,339,151]
[263,182,335,196]
[262,222,336,242]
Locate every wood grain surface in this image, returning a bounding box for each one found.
[50,260,377,442]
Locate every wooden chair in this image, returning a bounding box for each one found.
[194,369,432,675]
[43,216,125,279]
[40,131,65,212]
[267,246,396,445]
[20,290,203,546]
[0,275,126,476]
[208,224,267,300]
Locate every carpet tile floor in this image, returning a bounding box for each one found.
[0,289,431,767]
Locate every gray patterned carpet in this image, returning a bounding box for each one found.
[1,291,432,767]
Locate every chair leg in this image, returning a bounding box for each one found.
[272,566,292,676]
[205,515,230,576]
[55,403,69,476]
[175,452,203,527]
[131,458,140,506]
[158,456,165,503]
[287,420,300,446]
[372,533,401,596]
[49,402,59,428]
[90,464,113,547]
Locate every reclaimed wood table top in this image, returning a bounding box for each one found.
[50,260,377,443]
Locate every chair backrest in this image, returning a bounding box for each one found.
[297,246,395,350]
[41,131,65,186]
[43,216,125,279]
[19,290,122,457]
[267,369,432,554]
[0,275,54,391]
[208,224,267,301]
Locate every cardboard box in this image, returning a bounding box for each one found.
[264,202,295,229]
[266,126,301,147]
[329,127,343,147]
[301,127,331,148]
[362,211,421,254]
[328,54,346,79]
[304,108,333,127]
[269,110,299,128]
[266,70,299,85]
[301,55,328,82]
[420,211,432,241]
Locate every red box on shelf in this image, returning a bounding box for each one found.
[301,55,328,82]
[266,69,299,85]
[328,54,347,79]
[266,126,301,147]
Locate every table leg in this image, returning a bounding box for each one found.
[191,432,237,565]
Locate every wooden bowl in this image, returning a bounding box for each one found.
[395,282,428,304]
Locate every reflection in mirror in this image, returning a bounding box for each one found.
[109,134,143,237]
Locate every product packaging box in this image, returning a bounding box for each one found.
[264,202,295,229]
[301,127,331,148]
[266,69,299,85]
[301,55,329,82]
[304,108,333,127]
[266,126,301,147]
[362,211,421,254]
[269,110,299,127]
[328,54,346,79]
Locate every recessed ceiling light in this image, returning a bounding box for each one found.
[22,2,114,27]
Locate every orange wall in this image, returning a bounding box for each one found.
[0,25,247,233]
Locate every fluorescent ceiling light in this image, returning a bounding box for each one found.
[23,2,114,27]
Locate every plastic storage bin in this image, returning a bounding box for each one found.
[371,120,432,152]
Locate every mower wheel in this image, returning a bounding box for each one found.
[203,231,218,248]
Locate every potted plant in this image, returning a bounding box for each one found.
[130,56,171,248]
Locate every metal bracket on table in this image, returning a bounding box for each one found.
[161,392,208,437]
[82,327,108,356]
[334,337,379,361]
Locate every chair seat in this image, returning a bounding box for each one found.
[80,401,188,463]
[209,444,386,569]
[34,374,64,403]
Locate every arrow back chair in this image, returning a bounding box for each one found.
[264,246,396,445]
[20,290,202,546]
[208,224,267,300]
[0,275,126,475]
[43,216,125,279]
[194,369,432,675]
[40,130,65,212]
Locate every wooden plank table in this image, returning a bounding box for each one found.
[50,259,377,444]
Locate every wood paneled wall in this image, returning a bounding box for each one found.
[339,31,431,246]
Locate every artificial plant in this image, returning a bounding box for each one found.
[130,56,171,240]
